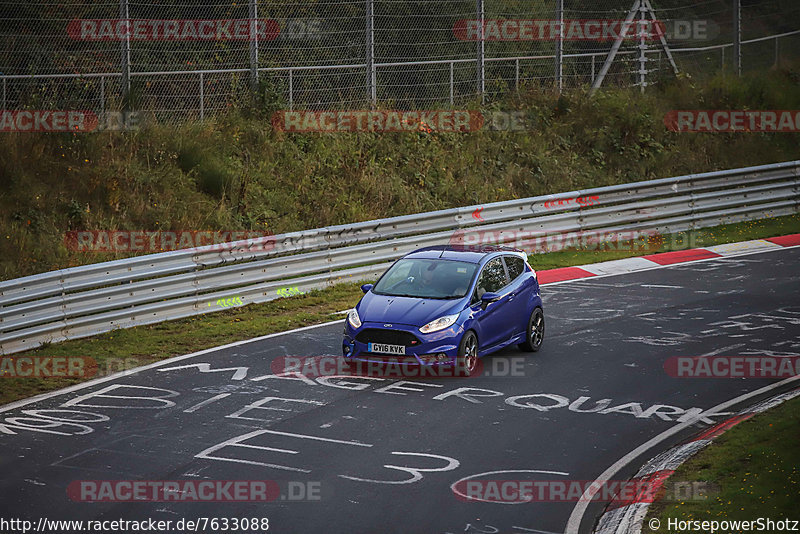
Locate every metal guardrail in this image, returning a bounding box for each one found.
[1,160,798,354]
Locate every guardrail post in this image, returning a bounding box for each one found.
[192,264,201,312]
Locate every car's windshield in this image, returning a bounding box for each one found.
[372,258,478,299]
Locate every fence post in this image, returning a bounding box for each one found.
[249,0,259,88]
[289,68,294,111]
[638,2,647,93]
[100,76,105,115]
[515,58,519,90]
[592,0,641,93]
[555,0,563,91]
[120,0,130,105]
[449,61,454,105]
[476,0,484,103]
[774,36,780,67]
[591,54,596,83]
[721,46,725,70]
[2,78,6,111]
[199,72,204,121]
[733,0,741,76]
[366,0,376,107]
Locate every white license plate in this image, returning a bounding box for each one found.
[368,343,406,355]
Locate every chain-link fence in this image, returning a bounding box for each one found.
[1,0,798,119]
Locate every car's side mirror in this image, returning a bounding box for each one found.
[361,284,374,294]
[480,292,501,310]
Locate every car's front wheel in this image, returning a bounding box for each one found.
[456,331,479,377]
[518,307,544,352]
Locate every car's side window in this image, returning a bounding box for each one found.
[473,257,510,302]
[504,255,525,281]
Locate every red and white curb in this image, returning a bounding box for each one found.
[331,233,800,311]
[593,387,800,534]
[536,234,800,285]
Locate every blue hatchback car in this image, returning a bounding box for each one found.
[342,245,544,376]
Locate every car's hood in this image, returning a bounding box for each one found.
[357,292,463,326]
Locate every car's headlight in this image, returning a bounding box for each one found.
[419,313,460,334]
[347,309,362,329]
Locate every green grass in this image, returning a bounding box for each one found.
[0,282,362,406]
[2,214,797,407]
[646,396,800,531]
[2,67,800,280]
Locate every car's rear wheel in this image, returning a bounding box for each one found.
[457,331,479,377]
[518,307,544,352]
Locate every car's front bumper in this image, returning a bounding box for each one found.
[342,320,463,366]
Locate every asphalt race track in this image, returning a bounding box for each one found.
[1,247,799,534]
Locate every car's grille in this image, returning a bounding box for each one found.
[357,355,419,363]
[355,328,421,346]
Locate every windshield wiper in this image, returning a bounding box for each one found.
[375,291,460,300]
